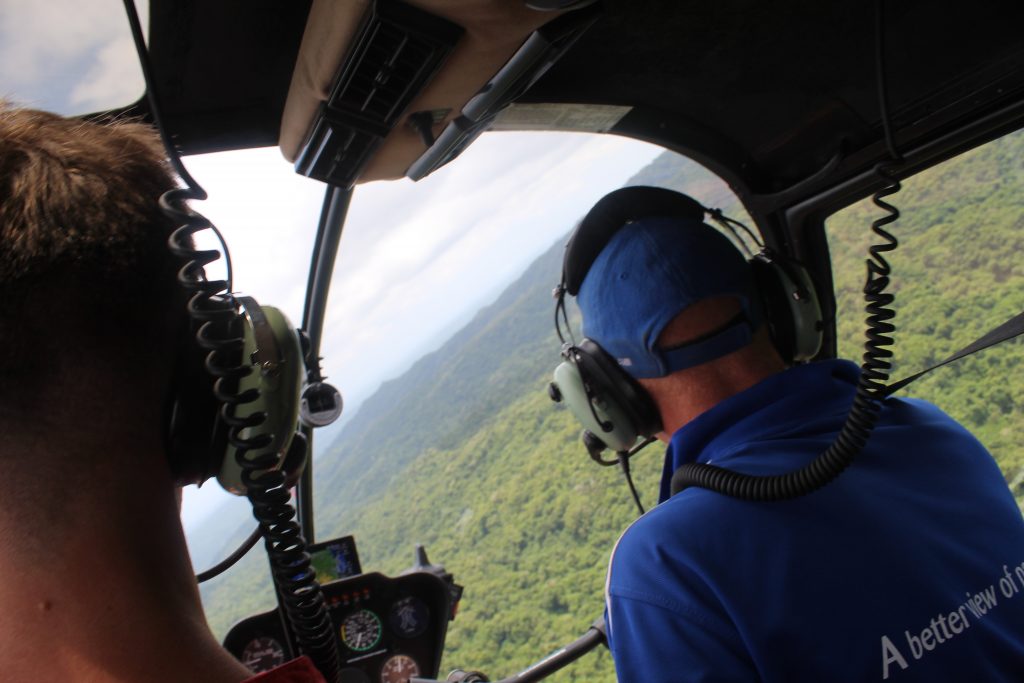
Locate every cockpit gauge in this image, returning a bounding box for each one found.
[380,654,420,683]
[240,636,287,673]
[389,596,430,639]
[341,608,383,652]
[224,568,451,682]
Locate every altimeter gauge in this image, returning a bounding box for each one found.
[380,654,420,683]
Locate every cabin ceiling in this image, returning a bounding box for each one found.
[144,0,1024,198]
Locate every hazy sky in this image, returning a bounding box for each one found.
[0,0,147,114]
[0,0,666,546]
[177,133,663,535]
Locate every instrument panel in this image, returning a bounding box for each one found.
[224,570,451,682]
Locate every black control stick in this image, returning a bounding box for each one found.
[403,544,464,621]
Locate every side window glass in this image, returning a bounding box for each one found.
[826,129,1024,501]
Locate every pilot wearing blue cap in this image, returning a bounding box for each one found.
[564,187,1024,682]
[577,209,783,440]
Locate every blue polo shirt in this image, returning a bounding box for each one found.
[605,360,1024,682]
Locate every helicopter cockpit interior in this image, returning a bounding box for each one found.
[3,0,1024,681]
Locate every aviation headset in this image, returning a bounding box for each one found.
[161,210,342,495]
[165,294,302,493]
[549,186,823,455]
[119,2,345,671]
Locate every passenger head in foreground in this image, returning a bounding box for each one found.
[564,186,1024,682]
[0,105,322,683]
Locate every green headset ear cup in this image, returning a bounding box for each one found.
[551,340,661,452]
[553,358,639,452]
[217,304,305,495]
[750,252,823,363]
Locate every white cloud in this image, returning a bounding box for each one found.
[1,0,146,113]
[70,32,145,111]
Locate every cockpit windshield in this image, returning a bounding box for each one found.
[179,132,749,677]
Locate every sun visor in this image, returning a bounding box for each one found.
[279,0,564,187]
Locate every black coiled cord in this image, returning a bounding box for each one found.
[669,0,904,501]
[669,164,901,500]
[121,0,343,675]
[163,189,236,339]
[230,414,340,679]
[162,189,342,681]
[120,0,344,671]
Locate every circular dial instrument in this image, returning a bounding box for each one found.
[389,596,430,639]
[380,654,420,683]
[340,609,383,652]
[240,636,286,673]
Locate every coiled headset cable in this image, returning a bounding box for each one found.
[669,0,903,500]
[123,3,341,680]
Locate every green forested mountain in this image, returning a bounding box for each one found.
[200,129,1024,682]
[828,129,1024,482]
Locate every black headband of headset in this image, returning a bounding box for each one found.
[561,186,706,296]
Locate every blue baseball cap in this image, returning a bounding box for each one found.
[577,216,761,379]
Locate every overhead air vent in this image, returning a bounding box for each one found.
[294,0,463,188]
[406,3,601,181]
